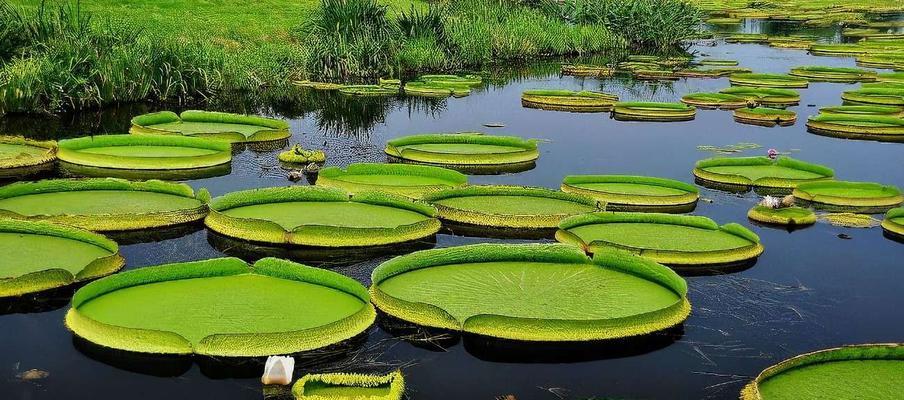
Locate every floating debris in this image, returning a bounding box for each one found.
[696,142,762,154]
[819,213,881,228]
[16,369,50,381]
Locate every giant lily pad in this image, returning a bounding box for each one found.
[681,93,749,109]
[818,105,903,116]
[65,257,375,356]
[733,108,797,127]
[370,243,690,341]
[130,111,290,144]
[730,73,809,89]
[384,133,539,168]
[747,206,817,226]
[841,88,904,106]
[793,181,903,213]
[0,136,57,179]
[741,344,904,400]
[881,207,904,240]
[521,90,618,112]
[693,156,834,189]
[789,66,877,82]
[719,87,801,107]
[806,114,904,142]
[561,175,698,213]
[293,371,405,400]
[0,178,208,231]
[0,220,124,298]
[556,212,764,267]
[57,135,232,179]
[316,163,467,199]
[423,185,601,229]
[612,102,696,122]
[206,186,440,247]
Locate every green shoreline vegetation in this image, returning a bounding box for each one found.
[0,0,702,114]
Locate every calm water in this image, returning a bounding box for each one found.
[1,23,902,400]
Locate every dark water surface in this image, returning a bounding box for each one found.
[2,25,903,400]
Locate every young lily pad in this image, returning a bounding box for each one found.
[293,371,405,400]
[0,136,57,179]
[733,108,797,127]
[423,185,601,229]
[206,186,440,247]
[793,181,903,213]
[316,163,467,199]
[729,73,809,89]
[0,219,124,298]
[741,344,904,400]
[0,178,208,231]
[693,156,834,189]
[57,134,232,179]
[521,89,619,112]
[747,205,817,226]
[384,133,539,168]
[65,257,375,357]
[370,243,690,341]
[561,175,699,213]
[613,102,696,122]
[130,110,290,144]
[557,212,763,267]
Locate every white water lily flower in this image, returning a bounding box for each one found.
[261,356,295,385]
[759,195,781,209]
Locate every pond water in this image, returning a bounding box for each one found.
[2,22,903,400]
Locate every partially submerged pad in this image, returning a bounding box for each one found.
[205,186,440,247]
[741,343,904,400]
[423,185,601,229]
[556,212,763,267]
[733,108,797,127]
[729,73,809,89]
[693,156,834,189]
[370,243,690,341]
[0,219,124,298]
[130,110,291,143]
[385,133,539,167]
[748,206,816,226]
[58,134,231,172]
[65,257,375,357]
[339,85,397,97]
[293,371,404,400]
[806,114,904,142]
[793,181,903,213]
[0,178,208,231]
[881,207,904,239]
[0,136,57,178]
[521,90,618,112]
[612,102,696,122]
[561,175,699,213]
[316,163,467,198]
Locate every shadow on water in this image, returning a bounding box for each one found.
[439,223,558,240]
[104,222,206,246]
[0,286,75,315]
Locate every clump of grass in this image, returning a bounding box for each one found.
[556,0,703,51]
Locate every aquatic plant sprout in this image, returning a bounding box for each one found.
[384,133,539,166]
[65,257,375,357]
[57,134,232,171]
[293,371,404,400]
[205,186,440,247]
[0,219,124,298]
[370,243,690,341]
[793,181,903,213]
[0,136,57,178]
[130,110,291,143]
[556,212,764,267]
[521,90,619,112]
[693,156,834,189]
[561,175,699,213]
[0,178,209,231]
[316,163,467,199]
[423,185,601,229]
[741,343,904,400]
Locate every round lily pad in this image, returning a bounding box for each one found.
[556,212,764,267]
[807,114,904,142]
[561,175,699,213]
[0,178,208,231]
[681,93,749,109]
[633,69,679,81]
[719,87,801,107]
[733,108,797,127]
[423,185,601,229]
[205,186,440,247]
[403,81,471,98]
[818,105,903,116]
[0,219,124,298]
[293,81,343,90]
[521,90,619,112]
[57,134,231,179]
[293,371,404,400]
[316,163,467,199]
[741,344,904,400]
[0,136,57,179]
[339,85,398,96]
[370,243,690,341]
[561,64,614,77]
[384,133,539,167]
[65,257,375,357]
[747,206,817,226]
[612,102,696,122]
[130,110,290,144]
[700,58,739,66]
[729,73,809,89]
[675,67,752,78]
[419,74,482,86]
[793,181,903,213]
[841,88,904,106]
[693,156,834,189]
[877,72,904,84]
[789,66,877,82]
[881,207,904,240]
